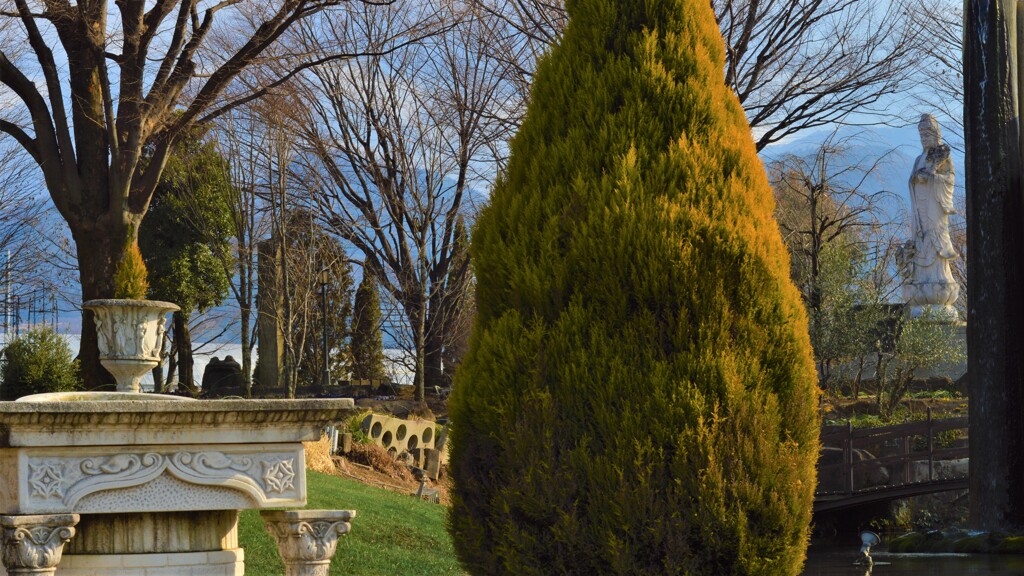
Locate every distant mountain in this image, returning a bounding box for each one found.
[760,123,967,222]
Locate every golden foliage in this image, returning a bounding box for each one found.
[449,0,820,573]
[113,237,150,299]
[303,434,336,475]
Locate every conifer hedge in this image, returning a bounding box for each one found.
[447,0,820,573]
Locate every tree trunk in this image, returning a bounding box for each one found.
[412,296,427,402]
[167,338,178,388]
[73,223,135,390]
[965,0,1024,531]
[151,325,169,392]
[853,356,865,399]
[424,311,445,390]
[151,364,164,393]
[174,312,196,395]
[241,302,252,398]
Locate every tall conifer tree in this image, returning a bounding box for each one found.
[447,0,820,572]
[351,271,386,382]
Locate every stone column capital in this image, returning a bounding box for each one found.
[261,509,355,576]
[0,513,79,575]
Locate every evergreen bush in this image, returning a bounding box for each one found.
[351,271,386,382]
[1,327,81,400]
[447,0,820,573]
[114,234,150,299]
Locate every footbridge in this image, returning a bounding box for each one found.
[814,411,969,513]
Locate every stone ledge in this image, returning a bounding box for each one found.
[57,548,243,575]
[0,399,355,447]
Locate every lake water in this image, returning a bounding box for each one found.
[803,547,1024,575]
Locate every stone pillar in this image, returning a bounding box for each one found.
[256,238,285,390]
[0,514,78,575]
[261,510,355,576]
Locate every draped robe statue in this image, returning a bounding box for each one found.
[901,114,959,319]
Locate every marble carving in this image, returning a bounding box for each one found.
[261,510,355,576]
[0,514,78,575]
[82,299,179,392]
[17,445,304,514]
[900,114,960,319]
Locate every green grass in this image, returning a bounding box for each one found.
[240,470,464,575]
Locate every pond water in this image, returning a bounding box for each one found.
[802,547,1024,575]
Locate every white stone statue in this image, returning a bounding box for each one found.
[901,114,959,319]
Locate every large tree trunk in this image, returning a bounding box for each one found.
[424,330,444,390]
[965,0,1024,530]
[424,294,445,390]
[410,295,427,402]
[73,221,137,389]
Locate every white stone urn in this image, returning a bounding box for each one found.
[82,299,179,393]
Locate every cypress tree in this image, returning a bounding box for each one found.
[447,0,820,573]
[350,270,386,382]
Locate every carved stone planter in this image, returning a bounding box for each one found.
[261,510,355,576]
[82,299,179,392]
[0,514,78,575]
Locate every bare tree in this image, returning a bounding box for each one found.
[770,131,900,311]
[718,0,924,148]
[471,0,924,150]
[272,208,353,398]
[292,0,508,400]
[915,0,962,136]
[212,106,278,395]
[0,144,45,279]
[0,141,62,336]
[769,132,901,387]
[0,0,386,387]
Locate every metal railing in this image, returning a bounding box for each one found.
[816,408,969,496]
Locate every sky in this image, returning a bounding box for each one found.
[765,120,965,219]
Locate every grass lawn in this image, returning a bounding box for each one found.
[239,470,464,575]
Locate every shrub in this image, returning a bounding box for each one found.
[114,236,149,299]
[447,0,820,573]
[346,411,373,444]
[1,327,81,400]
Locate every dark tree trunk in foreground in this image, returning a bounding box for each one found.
[965,0,1024,530]
[174,312,196,395]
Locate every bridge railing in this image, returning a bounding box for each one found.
[816,408,969,496]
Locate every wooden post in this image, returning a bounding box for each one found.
[845,420,854,494]
[928,407,934,483]
[904,433,911,485]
